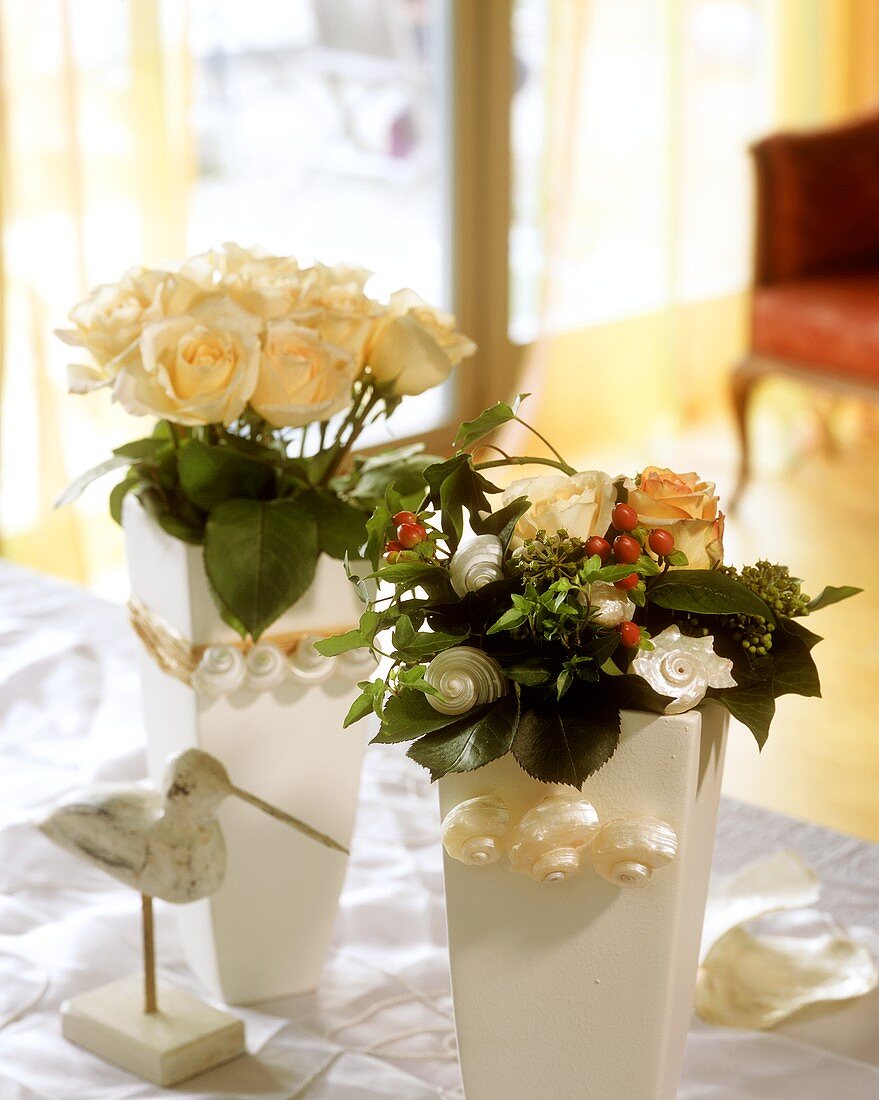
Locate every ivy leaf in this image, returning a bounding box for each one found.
[376,690,476,742]
[407,691,520,779]
[503,658,554,686]
[806,585,862,612]
[109,476,141,525]
[713,681,776,749]
[648,570,775,621]
[394,628,470,661]
[301,490,368,559]
[487,607,528,635]
[423,455,500,546]
[512,690,620,786]
[473,495,530,548]
[770,617,822,699]
[453,401,518,450]
[204,498,319,639]
[343,683,384,729]
[54,454,134,508]
[177,440,275,511]
[365,501,392,570]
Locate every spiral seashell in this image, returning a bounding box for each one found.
[449,535,505,597]
[441,795,510,866]
[591,817,678,888]
[508,796,601,883]
[425,647,507,715]
[244,642,288,690]
[631,626,735,714]
[191,645,246,695]
[288,634,335,683]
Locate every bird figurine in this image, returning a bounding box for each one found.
[36,748,348,1086]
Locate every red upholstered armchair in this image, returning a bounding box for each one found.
[732,112,879,501]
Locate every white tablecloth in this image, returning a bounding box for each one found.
[2,563,879,1099]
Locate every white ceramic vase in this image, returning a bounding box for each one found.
[438,704,728,1100]
[123,498,371,1005]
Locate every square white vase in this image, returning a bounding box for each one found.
[123,497,371,1005]
[438,704,728,1100]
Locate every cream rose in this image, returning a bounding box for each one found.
[249,320,356,428]
[113,298,261,425]
[501,471,616,547]
[290,283,379,367]
[625,467,724,569]
[57,268,207,392]
[366,289,476,396]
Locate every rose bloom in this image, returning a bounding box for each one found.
[249,320,357,428]
[113,298,261,425]
[625,467,724,569]
[57,268,207,393]
[290,282,379,367]
[366,289,476,396]
[501,471,616,547]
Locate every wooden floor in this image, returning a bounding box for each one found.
[569,415,879,842]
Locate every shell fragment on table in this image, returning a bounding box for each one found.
[449,535,505,597]
[507,796,601,883]
[425,647,507,715]
[591,817,678,888]
[441,795,511,866]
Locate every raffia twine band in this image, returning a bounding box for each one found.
[127,597,356,687]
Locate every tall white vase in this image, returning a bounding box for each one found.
[123,498,371,1005]
[439,705,728,1100]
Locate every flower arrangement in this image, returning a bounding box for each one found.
[57,244,475,639]
[320,399,860,787]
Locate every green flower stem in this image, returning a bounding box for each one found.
[513,415,576,473]
[474,455,577,475]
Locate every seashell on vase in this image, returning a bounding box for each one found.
[591,817,678,888]
[288,634,335,683]
[191,646,247,695]
[507,796,601,883]
[425,647,507,715]
[449,535,505,597]
[244,643,288,690]
[441,795,511,866]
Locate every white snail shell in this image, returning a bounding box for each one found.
[508,796,601,883]
[191,645,246,695]
[449,535,505,597]
[289,634,335,683]
[244,642,288,690]
[441,795,510,866]
[591,817,678,888]
[632,626,735,715]
[425,647,508,715]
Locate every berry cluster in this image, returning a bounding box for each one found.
[385,511,434,563]
[510,529,588,589]
[595,501,677,593]
[718,561,810,656]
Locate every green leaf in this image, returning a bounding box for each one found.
[713,682,776,749]
[806,585,862,612]
[204,498,319,639]
[315,628,368,657]
[109,476,141,525]
[666,550,689,567]
[376,690,474,742]
[770,618,822,699]
[157,513,204,545]
[407,691,520,779]
[177,440,275,511]
[512,690,620,786]
[423,455,500,546]
[113,437,169,460]
[376,561,442,585]
[301,490,368,559]
[343,690,380,729]
[454,401,518,450]
[648,570,775,621]
[503,659,554,686]
[54,454,134,508]
[394,628,470,661]
[365,501,392,570]
[473,495,530,548]
[487,607,528,635]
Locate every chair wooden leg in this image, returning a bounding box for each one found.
[730,356,765,510]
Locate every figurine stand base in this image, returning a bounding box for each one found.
[61,975,245,1087]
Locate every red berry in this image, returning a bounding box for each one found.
[393,511,418,527]
[612,502,638,531]
[615,573,639,591]
[648,528,675,556]
[397,522,427,549]
[386,539,403,553]
[613,534,640,564]
[585,535,612,563]
[618,621,640,648]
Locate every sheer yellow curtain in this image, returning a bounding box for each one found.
[0,0,193,587]
[517,0,879,465]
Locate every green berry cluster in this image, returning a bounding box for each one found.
[719,560,810,655]
[510,529,587,591]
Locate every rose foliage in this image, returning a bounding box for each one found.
[56,245,475,639]
[319,400,861,787]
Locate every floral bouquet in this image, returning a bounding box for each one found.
[56,244,475,639]
[321,399,860,787]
